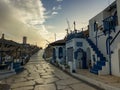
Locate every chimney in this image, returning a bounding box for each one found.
[23,36,27,44]
[1,33,4,39]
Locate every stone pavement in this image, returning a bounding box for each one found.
[69,69,120,90]
[0,51,99,90]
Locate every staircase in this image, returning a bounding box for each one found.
[86,38,107,74]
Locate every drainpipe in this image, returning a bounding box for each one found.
[94,21,98,61]
[106,33,112,75]
[108,33,112,75]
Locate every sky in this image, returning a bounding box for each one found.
[0,0,115,47]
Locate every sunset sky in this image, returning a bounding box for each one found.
[0,0,115,47]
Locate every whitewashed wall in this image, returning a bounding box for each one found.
[117,0,120,25]
[53,45,65,65]
[89,1,120,76]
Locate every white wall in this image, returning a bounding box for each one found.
[117,0,120,25]
[88,1,120,75]
[111,42,120,77]
[111,26,120,77]
[89,1,119,60]
[53,45,65,65]
[89,11,109,59]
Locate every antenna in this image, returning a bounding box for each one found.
[66,18,70,31]
[54,33,56,41]
[65,29,69,35]
[74,21,76,31]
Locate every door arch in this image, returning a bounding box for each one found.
[53,48,56,62]
[74,48,87,69]
[58,47,63,59]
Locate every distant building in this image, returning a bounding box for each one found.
[1,33,5,39]
[23,36,27,44]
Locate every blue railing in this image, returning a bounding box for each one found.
[103,15,117,35]
[86,38,107,74]
[66,32,84,41]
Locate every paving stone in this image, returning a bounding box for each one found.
[54,72,71,79]
[56,78,80,86]
[41,75,56,79]
[0,84,10,90]
[44,77,59,84]
[70,83,97,90]
[34,78,45,85]
[11,81,35,89]
[14,78,27,83]
[62,87,73,90]
[34,84,56,90]
[57,85,68,90]
[12,86,34,90]
[29,73,40,79]
[40,72,53,76]
[26,77,34,80]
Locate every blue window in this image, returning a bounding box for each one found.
[58,47,63,59]
[53,48,56,60]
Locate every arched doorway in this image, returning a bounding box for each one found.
[74,48,87,69]
[58,47,63,59]
[86,48,91,69]
[53,48,56,63]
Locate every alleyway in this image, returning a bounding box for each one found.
[1,50,99,90]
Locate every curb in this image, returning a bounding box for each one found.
[71,73,120,90]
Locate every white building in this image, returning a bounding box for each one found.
[50,0,120,77]
[88,0,120,76]
[65,30,90,73]
[50,39,66,67]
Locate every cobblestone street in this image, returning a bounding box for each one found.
[1,51,99,90]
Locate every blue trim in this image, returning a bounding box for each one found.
[106,36,112,54]
[94,21,98,47]
[53,48,56,62]
[86,38,107,75]
[58,47,63,59]
[66,32,84,41]
[92,55,96,62]
[103,15,117,35]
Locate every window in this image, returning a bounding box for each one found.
[58,47,63,59]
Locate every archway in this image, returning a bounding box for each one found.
[58,47,63,59]
[53,48,56,62]
[74,48,87,69]
[86,48,91,69]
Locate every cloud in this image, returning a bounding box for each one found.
[0,0,54,47]
[52,5,62,10]
[46,25,55,30]
[52,12,58,15]
[55,32,66,40]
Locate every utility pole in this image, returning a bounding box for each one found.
[66,18,70,31]
[65,29,69,35]
[74,21,76,31]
